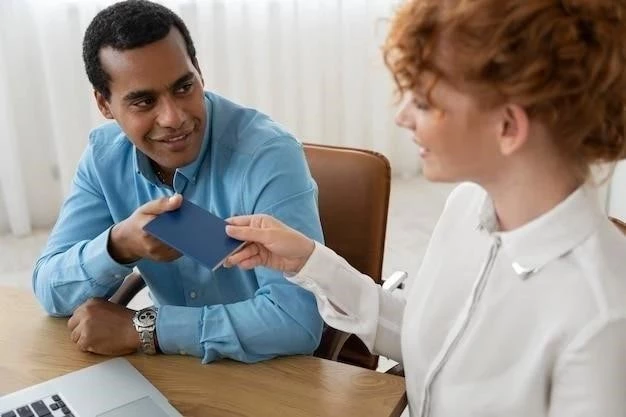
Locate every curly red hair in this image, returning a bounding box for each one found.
[384,0,626,174]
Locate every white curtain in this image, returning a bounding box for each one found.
[0,0,420,237]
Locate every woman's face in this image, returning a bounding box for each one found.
[394,75,506,184]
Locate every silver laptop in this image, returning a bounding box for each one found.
[0,358,182,417]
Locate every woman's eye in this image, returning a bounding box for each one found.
[413,99,430,111]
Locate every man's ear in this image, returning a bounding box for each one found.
[499,104,529,156]
[94,90,114,120]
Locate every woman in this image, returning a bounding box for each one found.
[225,0,626,415]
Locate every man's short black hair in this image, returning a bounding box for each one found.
[82,0,199,101]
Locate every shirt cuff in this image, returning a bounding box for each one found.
[288,241,341,292]
[81,227,135,287]
[157,305,204,358]
[374,289,405,361]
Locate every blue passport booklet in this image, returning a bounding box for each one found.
[143,198,246,271]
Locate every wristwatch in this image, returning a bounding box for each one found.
[133,306,158,355]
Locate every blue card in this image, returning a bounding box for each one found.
[143,199,245,271]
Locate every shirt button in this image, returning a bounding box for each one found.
[179,350,187,356]
[189,291,197,299]
[114,274,122,279]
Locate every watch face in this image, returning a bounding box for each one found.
[137,309,156,326]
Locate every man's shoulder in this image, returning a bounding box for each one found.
[207,91,301,156]
[86,121,134,160]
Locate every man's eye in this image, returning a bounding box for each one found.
[176,83,193,94]
[133,98,155,108]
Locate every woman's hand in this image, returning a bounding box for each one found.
[224,214,315,274]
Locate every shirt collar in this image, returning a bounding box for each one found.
[134,94,213,186]
[477,186,602,279]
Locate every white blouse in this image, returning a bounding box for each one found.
[288,183,626,417]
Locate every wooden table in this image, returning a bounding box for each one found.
[0,287,407,416]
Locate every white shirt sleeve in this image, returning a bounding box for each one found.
[287,242,406,362]
[549,315,626,417]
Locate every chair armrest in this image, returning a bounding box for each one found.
[314,325,351,361]
[382,271,408,292]
[109,271,146,306]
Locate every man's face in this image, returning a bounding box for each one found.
[95,28,206,171]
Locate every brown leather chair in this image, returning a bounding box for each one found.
[303,144,391,369]
[111,143,391,370]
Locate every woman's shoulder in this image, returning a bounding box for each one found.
[443,182,487,213]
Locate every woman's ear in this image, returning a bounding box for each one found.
[94,90,114,120]
[498,104,529,156]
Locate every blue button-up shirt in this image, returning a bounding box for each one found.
[33,92,324,363]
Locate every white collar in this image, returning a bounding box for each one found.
[477,186,602,279]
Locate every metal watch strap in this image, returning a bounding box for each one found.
[134,307,158,355]
[138,328,157,355]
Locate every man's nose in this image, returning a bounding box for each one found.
[156,97,185,129]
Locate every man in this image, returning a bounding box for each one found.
[32,0,324,364]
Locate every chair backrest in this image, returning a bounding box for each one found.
[304,143,391,370]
